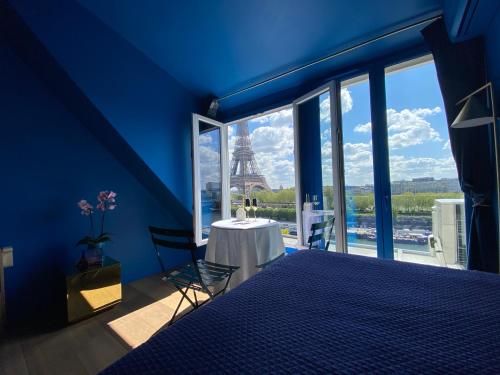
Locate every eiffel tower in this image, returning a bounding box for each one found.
[230,121,271,196]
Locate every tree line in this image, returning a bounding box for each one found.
[232,188,463,216]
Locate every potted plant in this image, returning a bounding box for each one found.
[76,190,117,270]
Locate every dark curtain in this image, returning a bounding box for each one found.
[422,19,498,273]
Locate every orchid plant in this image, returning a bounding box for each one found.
[77,190,117,248]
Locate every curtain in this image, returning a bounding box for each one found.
[422,19,498,273]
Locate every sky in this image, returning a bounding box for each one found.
[222,60,459,190]
[337,61,457,187]
[199,128,221,190]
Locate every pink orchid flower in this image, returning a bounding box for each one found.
[96,191,118,211]
[77,199,93,216]
[97,191,108,202]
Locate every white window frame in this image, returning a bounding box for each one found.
[192,114,230,246]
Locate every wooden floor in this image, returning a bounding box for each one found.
[0,274,209,375]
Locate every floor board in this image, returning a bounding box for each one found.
[0,273,207,375]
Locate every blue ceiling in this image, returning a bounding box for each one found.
[78,0,443,111]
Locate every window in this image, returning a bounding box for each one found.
[294,83,341,249]
[192,109,297,246]
[227,107,298,244]
[192,115,229,245]
[192,56,465,266]
[340,75,377,257]
[385,57,465,268]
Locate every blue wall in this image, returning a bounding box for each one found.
[0,3,201,325]
[0,39,194,325]
[485,5,500,110]
[9,0,199,218]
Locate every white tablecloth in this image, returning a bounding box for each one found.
[206,218,284,289]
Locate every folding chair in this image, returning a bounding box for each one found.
[308,217,335,251]
[149,226,239,326]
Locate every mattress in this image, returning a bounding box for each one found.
[101,250,500,374]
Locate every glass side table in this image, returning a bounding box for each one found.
[66,256,122,323]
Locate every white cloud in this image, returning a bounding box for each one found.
[389,155,457,181]
[354,122,372,133]
[320,141,376,186]
[442,139,451,150]
[198,134,213,145]
[343,142,375,186]
[387,107,442,149]
[352,107,442,149]
[228,108,296,189]
[252,108,293,128]
[320,96,330,123]
[253,154,296,189]
[250,126,294,158]
[319,88,353,123]
[341,88,353,114]
[199,145,220,188]
[325,139,457,186]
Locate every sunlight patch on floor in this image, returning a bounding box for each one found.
[107,289,209,348]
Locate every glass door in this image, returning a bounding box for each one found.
[339,75,377,257]
[192,114,229,245]
[293,83,346,250]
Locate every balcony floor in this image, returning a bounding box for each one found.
[283,237,464,270]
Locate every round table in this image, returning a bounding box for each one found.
[205,218,285,289]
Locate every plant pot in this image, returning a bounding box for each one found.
[76,244,104,270]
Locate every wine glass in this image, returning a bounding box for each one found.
[313,195,319,211]
[251,198,258,221]
[244,198,251,221]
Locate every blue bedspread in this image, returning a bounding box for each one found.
[101,251,500,374]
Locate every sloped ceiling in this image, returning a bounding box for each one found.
[78,0,443,111]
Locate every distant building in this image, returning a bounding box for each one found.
[391,177,461,195]
[345,185,374,194]
[430,199,466,267]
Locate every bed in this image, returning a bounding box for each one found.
[101,250,500,374]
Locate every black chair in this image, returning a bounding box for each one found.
[149,226,239,326]
[308,217,335,251]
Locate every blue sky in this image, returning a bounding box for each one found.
[198,127,221,190]
[227,60,458,189]
[324,60,457,186]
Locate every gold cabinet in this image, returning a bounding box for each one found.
[66,257,121,323]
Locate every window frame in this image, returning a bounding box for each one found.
[192,114,230,246]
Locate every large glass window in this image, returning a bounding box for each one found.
[340,75,377,257]
[385,58,465,269]
[227,107,298,244]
